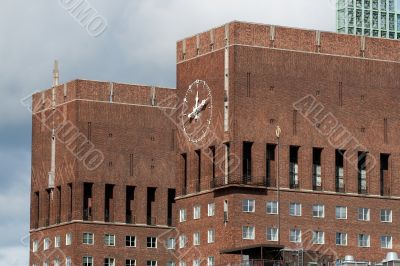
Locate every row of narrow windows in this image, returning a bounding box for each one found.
[32,185,175,229]
[181,143,391,196]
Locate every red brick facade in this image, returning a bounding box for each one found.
[30,21,400,265]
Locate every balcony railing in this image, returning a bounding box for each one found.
[211,175,267,189]
[217,260,284,266]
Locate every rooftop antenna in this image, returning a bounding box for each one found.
[53,60,59,87]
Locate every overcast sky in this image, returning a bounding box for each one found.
[0,0,335,264]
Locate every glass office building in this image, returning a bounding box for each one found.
[337,0,400,39]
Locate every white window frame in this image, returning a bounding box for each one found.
[193,205,201,219]
[104,257,115,266]
[381,235,393,249]
[83,256,93,266]
[65,257,71,266]
[312,231,325,244]
[54,235,61,248]
[192,259,200,266]
[179,262,186,266]
[32,240,39,252]
[43,238,50,250]
[336,232,348,246]
[53,258,60,266]
[207,229,215,243]
[358,208,370,221]
[381,209,392,223]
[83,232,94,245]
[208,203,215,216]
[167,238,175,250]
[167,262,175,266]
[266,201,278,214]
[126,235,136,247]
[193,232,200,246]
[336,206,347,219]
[242,199,255,213]
[126,259,136,266]
[358,234,370,247]
[207,257,215,266]
[266,227,279,242]
[104,234,115,246]
[146,261,157,266]
[179,209,187,222]
[290,203,302,216]
[242,226,255,240]
[179,235,187,249]
[147,237,157,248]
[312,204,325,218]
[290,229,301,243]
[65,233,72,246]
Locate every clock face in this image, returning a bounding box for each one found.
[182,80,213,143]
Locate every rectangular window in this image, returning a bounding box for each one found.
[193,206,201,219]
[289,146,299,188]
[312,231,324,244]
[193,259,200,266]
[208,203,215,216]
[166,238,175,249]
[179,262,186,266]
[55,235,61,248]
[358,152,367,194]
[207,229,215,243]
[266,144,276,187]
[104,258,115,266]
[312,148,322,190]
[207,257,215,266]
[32,240,39,252]
[358,208,370,221]
[126,236,136,247]
[381,209,392,223]
[242,226,255,239]
[179,235,187,249]
[43,238,50,250]
[126,260,136,266]
[126,186,135,224]
[146,261,157,266]
[242,199,255,212]
[290,203,302,216]
[66,257,71,266]
[83,256,93,266]
[66,233,72,245]
[147,237,157,248]
[312,204,325,218]
[336,232,347,246]
[267,228,278,241]
[290,229,301,243]
[381,154,390,196]
[167,262,175,266]
[83,233,94,245]
[179,209,186,222]
[243,142,253,180]
[83,183,93,221]
[335,150,345,192]
[336,206,347,219]
[358,234,370,247]
[266,201,279,214]
[381,235,393,249]
[104,234,115,246]
[193,232,200,246]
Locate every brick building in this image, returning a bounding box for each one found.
[30,21,400,265]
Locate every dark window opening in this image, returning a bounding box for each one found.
[181,153,187,195]
[312,148,322,191]
[147,187,156,225]
[56,186,61,224]
[46,189,51,226]
[105,184,114,222]
[83,183,93,221]
[358,152,368,194]
[210,146,216,182]
[289,146,299,189]
[68,183,72,221]
[167,189,176,226]
[126,186,135,224]
[195,150,201,192]
[266,144,276,187]
[243,142,253,183]
[34,192,39,228]
[335,150,345,192]
[381,154,390,196]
